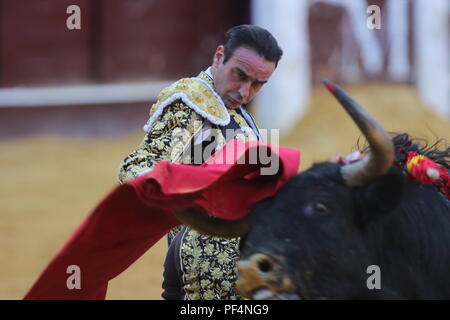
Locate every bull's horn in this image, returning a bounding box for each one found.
[322,79,395,186]
[173,208,250,238]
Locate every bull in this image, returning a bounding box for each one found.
[174,80,450,299]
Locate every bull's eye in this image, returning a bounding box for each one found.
[315,202,329,215]
[304,202,330,216]
[258,259,273,273]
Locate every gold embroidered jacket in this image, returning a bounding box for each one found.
[118,70,260,300]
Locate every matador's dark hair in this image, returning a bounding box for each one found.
[222,24,283,67]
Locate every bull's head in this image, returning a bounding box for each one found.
[174,80,405,299]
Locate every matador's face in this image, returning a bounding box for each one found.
[211,46,276,109]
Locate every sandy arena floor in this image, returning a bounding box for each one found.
[1,84,449,299]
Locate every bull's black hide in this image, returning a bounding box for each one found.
[240,134,449,299]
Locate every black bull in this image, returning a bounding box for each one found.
[174,80,450,299]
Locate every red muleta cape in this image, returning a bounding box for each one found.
[24,139,300,300]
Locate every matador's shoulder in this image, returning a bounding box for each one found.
[143,76,230,132]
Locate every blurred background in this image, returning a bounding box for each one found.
[1,0,449,299]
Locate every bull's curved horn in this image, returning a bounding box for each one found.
[322,79,395,186]
[173,208,250,238]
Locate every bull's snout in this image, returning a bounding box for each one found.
[236,253,299,300]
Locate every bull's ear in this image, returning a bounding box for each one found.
[353,167,404,227]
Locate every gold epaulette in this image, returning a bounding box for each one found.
[143,78,230,131]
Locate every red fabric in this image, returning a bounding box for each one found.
[24,139,300,300]
[406,152,440,184]
[405,152,449,199]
